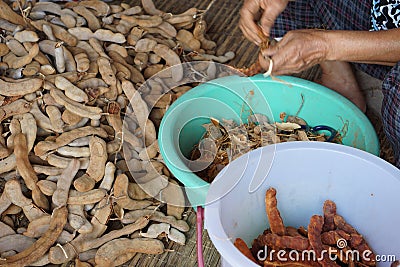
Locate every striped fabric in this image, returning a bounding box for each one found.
[270,0,400,167]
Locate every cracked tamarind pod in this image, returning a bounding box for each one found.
[265,187,285,236]
[233,238,258,264]
[308,215,340,267]
[322,200,337,232]
[321,230,350,246]
[260,233,309,251]
[334,215,376,266]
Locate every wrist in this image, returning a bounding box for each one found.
[320,30,336,61]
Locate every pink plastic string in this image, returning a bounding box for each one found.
[197,206,205,267]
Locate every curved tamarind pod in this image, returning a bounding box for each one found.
[14,133,49,210]
[34,126,107,156]
[95,238,164,266]
[0,78,43,97]
[0,100,31,123]
[0,206,68,267]
[265,187,285,236]
[49,216,150,264]
[50,88,102,120]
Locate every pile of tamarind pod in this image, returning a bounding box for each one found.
[0,0,236,266]
[235,188,376,267]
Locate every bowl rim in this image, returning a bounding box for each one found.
[158,75,380,206]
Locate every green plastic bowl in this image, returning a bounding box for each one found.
[158,75,380,207]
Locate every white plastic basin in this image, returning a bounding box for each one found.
[205,142,400,267]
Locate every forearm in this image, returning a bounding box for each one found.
[325,28,400,66]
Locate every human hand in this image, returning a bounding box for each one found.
[260,29,330,75]
[239,0,289,45]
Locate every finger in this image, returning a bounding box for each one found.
[263,34,290,57]
[269,53,287,73]
[258,53,270,71]
[259,11,276,36]
[259,1,289,36]
[239,23,262,45]
[239,0,263,44]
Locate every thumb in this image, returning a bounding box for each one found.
[263,44,279,57]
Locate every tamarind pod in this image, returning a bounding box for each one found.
[63,47,77,72]
[0,18,19,32]
[37,180,57,196]
[0,78,43,97]
[60,13,77,28]
[78,0,110,16]
[50,88,102,120]
[309,215,340,267]
[0,206,68,267]
[97,57,116,88]
[3,44,39,69]
[42,24,56,41]
[67,189,107,205]
[265,188,285,236]
[25,44,51,65]
[153,44,183,81]
[46,105,64,133]
[0,234,35,254]
[95,238,164,266]
[14,30,39,43]
[48,216,150,264]
[52,159,80,207]
[86,136,107,182]
[23,61,40,76]
[33,165,63,176]
[54,43,65,73]
[323,200,337,232]
[0,100,31,123]
[234,238,258,264]
[73,6,101,31]
[141,0,163,16]
[34,126,107,156]
[68,27,94,41]
[5,39,26,56]
[31,20,78,46]
[0,192,12,216]
[260,233,309,251]
[0,154,16,175]
[31,2,62,16]
[75,52,90,73]
[122,210,190,232]
[108,51,144,83]
[55,76,89,103]
[0,1,26,26]
[93,29,126,43]
[114,174,154,210]
[14,133,49,210]
[333,215,358,234]
[121,14,162,27]
[46,154,89,170]
[162,179,185,220]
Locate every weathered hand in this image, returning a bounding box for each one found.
[261,29,330,75]
[239,0,289,45]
